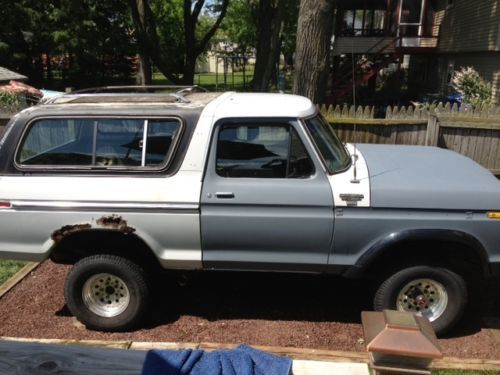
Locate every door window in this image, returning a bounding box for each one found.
[216,124,314,178]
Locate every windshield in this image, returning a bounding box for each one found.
[304,114,350,173]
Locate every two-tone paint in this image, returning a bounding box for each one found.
[0,92,499,278]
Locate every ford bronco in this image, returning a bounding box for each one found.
[0,87,499,335]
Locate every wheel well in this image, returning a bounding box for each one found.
[360,240,487,281]
[50,230,162,272]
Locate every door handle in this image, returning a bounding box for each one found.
[215,192,235,199]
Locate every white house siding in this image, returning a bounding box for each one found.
[437,0,500,53]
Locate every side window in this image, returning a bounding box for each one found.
[18,119,93,165]
[216,123,314,178]
[17,118,181,169]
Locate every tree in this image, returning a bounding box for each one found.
[219,0,257,55]
[129,0,229,85]
[0,0,136,89]
[293,0,335,103]
[251,0,285,92]
[220,0,298,92]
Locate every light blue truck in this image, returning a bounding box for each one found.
[0,88,499,335]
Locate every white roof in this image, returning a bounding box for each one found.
[212,92,316,119]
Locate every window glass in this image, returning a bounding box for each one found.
[18,117,180,169]
[216,124,313,178]
[145,120,179,166]
[96,119,143,166]
[18,119,93,165]
[304,115,350,173]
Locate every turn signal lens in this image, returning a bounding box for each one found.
[487,212,500,219]
[0,201,11,209]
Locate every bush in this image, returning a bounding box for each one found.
[451,66,492,108]
[0,91,25,113]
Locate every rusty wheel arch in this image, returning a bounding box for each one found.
[50,227,161,272]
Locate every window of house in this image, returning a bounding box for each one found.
[216,124,314,178]
[17,118,181,169]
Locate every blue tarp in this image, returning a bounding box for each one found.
[141,344,292,375]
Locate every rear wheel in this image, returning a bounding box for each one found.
[374,266,467,336]
[65,254,149,331]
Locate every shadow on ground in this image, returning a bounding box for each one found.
[143,272,372,328]
[54,269,500,338]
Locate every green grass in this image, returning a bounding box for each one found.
[0,260,26,285]
[153,71,254,91]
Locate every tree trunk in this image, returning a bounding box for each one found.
[136,53,152,85]
[293,0,335,103]
[252,0,285,92]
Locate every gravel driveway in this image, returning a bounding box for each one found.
[0,261,498,359]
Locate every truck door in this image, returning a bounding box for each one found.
[200,118,334,272]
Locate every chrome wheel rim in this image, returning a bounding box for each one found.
[396,278,448,322]
[82,273,130,317]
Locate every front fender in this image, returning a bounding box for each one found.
[343,229,490,278]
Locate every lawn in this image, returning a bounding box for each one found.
[0,260,26,285]
[153,71,254,92]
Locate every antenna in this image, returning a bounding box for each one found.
[350,37,360,184]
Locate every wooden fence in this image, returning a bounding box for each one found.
[319,103,500,175]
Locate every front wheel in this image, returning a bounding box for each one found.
[374,266,467,336]
[65,254,149,331]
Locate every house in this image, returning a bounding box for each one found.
[330,0,500,104]
[0,67,27,85]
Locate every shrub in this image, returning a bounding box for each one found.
[0,91,24,113]
[451,66,492,108]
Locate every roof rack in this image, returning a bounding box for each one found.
[39,85,208,105]
[70,85,207,94]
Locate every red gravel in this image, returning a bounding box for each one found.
[0,261,498,359]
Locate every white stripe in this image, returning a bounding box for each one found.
[328,143,371,207]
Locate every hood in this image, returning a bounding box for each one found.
[356,144,500,210]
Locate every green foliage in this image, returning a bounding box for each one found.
[0,92,25,113]
[220,0,299,59]
[0,260,25,285]
[220,0,258,54]
[0,0,135,89]
[150,0,185,74]
[452,66,493,109]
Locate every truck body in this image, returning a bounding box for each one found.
[0,89,498,334]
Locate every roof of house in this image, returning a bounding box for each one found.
[0,67,27,83]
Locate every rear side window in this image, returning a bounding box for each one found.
[216,123,314,178]
[17,118,181,169]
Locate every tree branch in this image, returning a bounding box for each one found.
[129,0,181,84]
[196,0,229,54]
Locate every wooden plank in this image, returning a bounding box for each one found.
[489,131,500,171]
[0,340,146,375]
[329,119,427,126]
[130,341,200,351]
[0,262,39,299]
[1,337,131,350]
[425,116,440,147]
[440,120,500,131]
[486,130,499,170]
[293,360,369,375]
[4,338,500,371]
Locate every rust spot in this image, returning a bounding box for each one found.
[51,223,92,242]
[96,215,136,234]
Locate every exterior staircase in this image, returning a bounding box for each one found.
[330,36,401,102]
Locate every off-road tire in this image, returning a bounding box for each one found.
[65,254,149,331]
[374,266,467,336]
